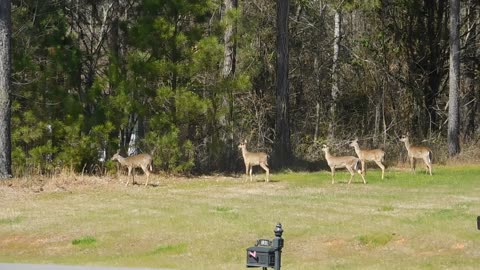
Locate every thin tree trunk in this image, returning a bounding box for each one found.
[274,0,291,168]
[222,0,238,171]
[329,9,341,142]
[108,0,120,79]
[382,80,387,147]
[222,0,237,78]
[314,102,320,142]
[448,0,460,156]
[0,0,12,178]
[463,0,478,140]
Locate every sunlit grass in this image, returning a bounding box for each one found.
[0,165,479,269]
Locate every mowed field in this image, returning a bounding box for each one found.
[1,165,480,270]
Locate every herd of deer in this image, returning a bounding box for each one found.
[111,135,433,186]
[235,135,433,184]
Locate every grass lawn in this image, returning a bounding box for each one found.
[1,165,480,269]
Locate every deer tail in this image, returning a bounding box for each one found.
[355,159,362,174]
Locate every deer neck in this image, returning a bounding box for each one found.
[403,139,411,151]
[116,156,127,165]
[241,147,249,159]
[323,150,332,160]
[353,144,361,155]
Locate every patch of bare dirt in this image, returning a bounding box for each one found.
[451,243,465,250]
[393,237,408,245]
[325,238,348,248]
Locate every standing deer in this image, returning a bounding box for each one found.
[321,144,366,184]
[238,140,269,182]
[399,135,432,175]
[111,152,153,186]
[349,139,386,179]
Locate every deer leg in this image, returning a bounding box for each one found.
[132,169,136,185]
[249,166,253,182]
[331,167,335,184]
[375,160,385,180]
[358,169,367,184]
[409,157,415,173]
[244,165,249,182]
[347,167,355,184]
[142,166,150,186]
[361,160,366,176]
[424,158,432,175]
[126,167,132,186]
[260,163,269,182]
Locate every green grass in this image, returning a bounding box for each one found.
[378,205,395,212]
[0,216,22,225]
[72,236,97,246]
[0,165,480,269]
[356,232,394,247]
[150,244,187,254]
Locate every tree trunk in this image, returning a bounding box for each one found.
[463,0,478,140]
[0,0,12,178]
[222,0,237,78]
[273,0,291,168]
[221,0,238,171]
[424,0,446,134]
[108,0,120,80]
[328,9,341,143]
[448,0,460,156]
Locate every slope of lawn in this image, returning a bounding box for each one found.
[0,165,479,269]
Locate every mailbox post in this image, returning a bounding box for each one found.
[272,223,284,270]
[246,223,284,270]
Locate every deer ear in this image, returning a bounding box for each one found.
[244,139,247,143]
[116,149,120,154]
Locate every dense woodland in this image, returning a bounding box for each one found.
[0,0,479,177]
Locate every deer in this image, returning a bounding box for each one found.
[349,139,386,180]
[399,135,432,175]
[111,152,153,186]
[321,144,366,184]
[238,140,270,182]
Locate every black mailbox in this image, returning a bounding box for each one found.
[246,241,275,268]
[246,223,284,270]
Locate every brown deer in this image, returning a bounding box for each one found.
[321,144,366,184]
[111,152,153,186]
[238,140,269,182]
[399,135,432,175]
[349,139,386,179]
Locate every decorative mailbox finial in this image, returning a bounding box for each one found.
[274,223,283,237]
